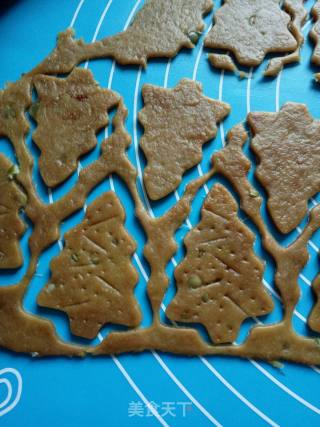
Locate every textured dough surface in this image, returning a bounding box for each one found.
[0,285,84,356]
[311,0,320,62]
[38,192,141,339]
[99,0,213,66]
[139,79,230,200]
[208,53,238,73]
[0,3,320,364]
[1,80,320,363]
[0,77,137,355]
[310,0,320,81]
[308,274,320,333]
[205,0,298,74]
[264,0,306,76]
[166,184,273,343]
[30,0,213,75]
[0,155,26,269]
[32,68,119,187]
[248,102,320,234]
[211,124,320,365]
[309,273,320,333]
[0,78,31,140]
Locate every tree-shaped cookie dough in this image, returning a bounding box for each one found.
[30,0,213,75]
[248,102,320,234]
[99,0,213,67]
[37,192,141,339]
[32,68,119,187]
[0,155,26,269]
[205,0,298,75]
[139,79,230,200]
[166,184,273,344]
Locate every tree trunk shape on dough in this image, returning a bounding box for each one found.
[32,68,119,187]
[166,184,273,344]
[38,192,141,339]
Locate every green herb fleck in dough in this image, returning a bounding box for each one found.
[188,274,202,289]
[269,360,284,370]
[249,188,259,198]
[71,253,79,262]
[7,164,20,181]
[201,293,209,303]
[29,101,40,120]
[3,105,16,119]
[188,31,202,44]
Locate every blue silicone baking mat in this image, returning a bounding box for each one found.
[0,0,320,426]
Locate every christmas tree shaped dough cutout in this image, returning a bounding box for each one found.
[38,192,141,339]
[32,68,119,187]
[166,184,273,344]
[139,79,230,200]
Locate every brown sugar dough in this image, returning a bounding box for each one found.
[0,76,85,356]
[96,0,213,67]
[310,0,320,81]
[208,54,250,78]
[264,0,306,77]
[94,172,217,355]
[309,274,320,333]
[32,68,119,187]
[8,101,138,356]
[166,184,273,344]
[311,0,320,64]
[204,0,298,75]
[96,125,320,364]
[1,28,320,362]
[27,101,134,260]
[248,102,320,234]
[0,285,84,356]
[38,192,141,339]
[30,0,213,75]
[0,77,39,229]
[0,72,319,362]
[208,53,238,73]
[135,172,213,322]
[0,155,26,268]
[139,79,230,200]
[212,124,320,365]
[0,78,31,141]
[0,97,138,356]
